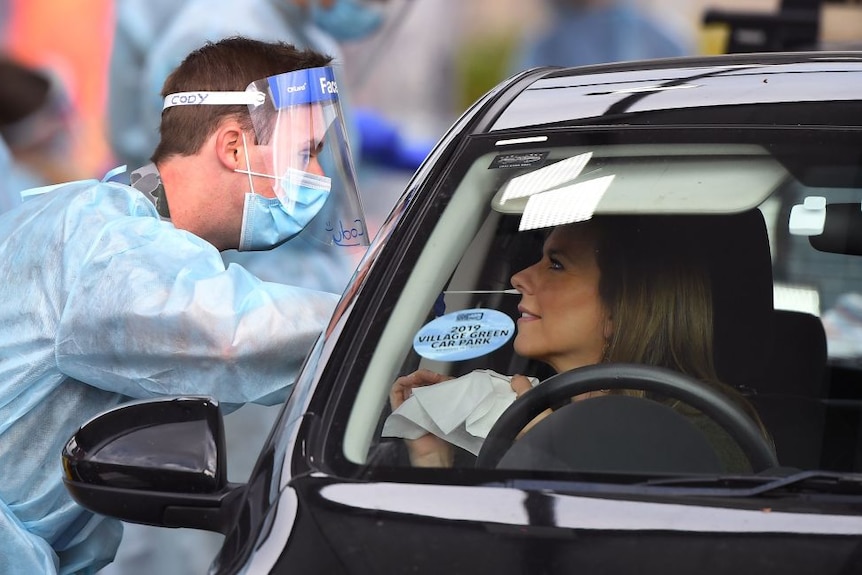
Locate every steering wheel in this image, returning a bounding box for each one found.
[476,363,778,472]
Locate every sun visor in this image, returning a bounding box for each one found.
[491,144,787,227]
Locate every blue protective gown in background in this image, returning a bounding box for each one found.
[0,136,44,215]
[106,0,185,173]
[109,0,353,173]
[511,0,691,74]
[0,137,14,213]
[0,180,338,574]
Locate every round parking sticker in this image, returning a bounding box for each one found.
[413,308,515,362]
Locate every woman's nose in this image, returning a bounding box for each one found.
[510,267,528,294]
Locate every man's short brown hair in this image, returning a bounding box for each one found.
[151,36,332,163]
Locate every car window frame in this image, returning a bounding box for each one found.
[309,124,862,486]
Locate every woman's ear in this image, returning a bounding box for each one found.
[602,315,614,340]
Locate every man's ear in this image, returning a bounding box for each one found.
[215,121,245,171]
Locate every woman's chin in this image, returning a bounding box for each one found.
[512,340,530,359]
[513,340,545,365]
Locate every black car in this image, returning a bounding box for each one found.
[64,52,862,574]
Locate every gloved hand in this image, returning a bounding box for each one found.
[354,107,435,172]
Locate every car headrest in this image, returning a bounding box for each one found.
[698,210,775,388]
[760,309,827,397]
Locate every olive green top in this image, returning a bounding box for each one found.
[686,412,761,474]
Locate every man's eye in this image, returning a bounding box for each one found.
[549,257,563,270]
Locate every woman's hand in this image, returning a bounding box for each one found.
[510,374,534,397]
[390,369,455,467]
[510,374,553,439]
[389,368,453,410]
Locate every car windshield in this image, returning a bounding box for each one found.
[331,125,862,482]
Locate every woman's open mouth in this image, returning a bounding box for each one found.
[518,305,539,321]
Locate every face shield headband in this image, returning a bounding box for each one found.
[163,66,368,248]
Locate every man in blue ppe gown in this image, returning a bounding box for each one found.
[103,3,394,572]
[0,36,368,574]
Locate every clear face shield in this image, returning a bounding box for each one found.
[243,67,368,247]
[163,66,368,249]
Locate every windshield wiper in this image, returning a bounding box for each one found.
[641,470,862,497]
[500,471,862,499]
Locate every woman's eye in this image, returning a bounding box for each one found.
[548,257,563,271]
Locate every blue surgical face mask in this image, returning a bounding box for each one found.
[238,187,328,251]
[235,135,331,251]
[310,0,384,41]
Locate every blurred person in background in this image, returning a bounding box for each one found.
[510,0,692,74]
[102,2,420,573]
[0,56,81,212]
[106,0,191,175]
[0,0,8,34]
[109,0,366,177]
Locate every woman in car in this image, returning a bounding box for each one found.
[390,215,773,470]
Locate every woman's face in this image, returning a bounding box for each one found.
[510,224,610,373]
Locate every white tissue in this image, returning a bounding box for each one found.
[381,369,539,455]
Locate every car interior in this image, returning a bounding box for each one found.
[339,134,862,480]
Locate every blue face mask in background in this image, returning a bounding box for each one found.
[310,0,384,41]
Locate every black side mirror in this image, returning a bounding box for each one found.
[63,396,244,533]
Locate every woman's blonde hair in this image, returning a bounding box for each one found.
[588,216,769,436]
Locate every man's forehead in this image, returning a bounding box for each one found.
[273,103,329,134]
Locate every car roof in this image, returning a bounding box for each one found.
[488,51,862,131]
